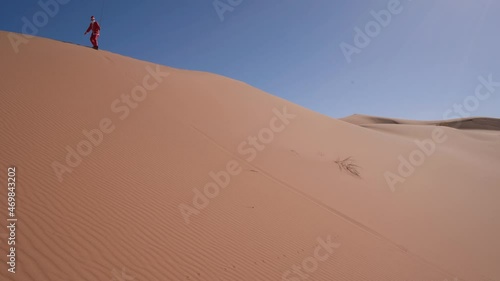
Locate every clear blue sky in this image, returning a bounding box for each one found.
[2,0,499,120]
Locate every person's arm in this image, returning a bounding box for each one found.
[95,22,101,32]
[84,23,92,34]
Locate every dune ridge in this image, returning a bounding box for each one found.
[342,114,500,130]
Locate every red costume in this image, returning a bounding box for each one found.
[85,16,101,49]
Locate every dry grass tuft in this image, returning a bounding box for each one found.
[334,157,361,178]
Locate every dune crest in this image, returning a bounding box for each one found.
[342,114,500,130]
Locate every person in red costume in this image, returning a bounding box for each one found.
[84,16,101,50]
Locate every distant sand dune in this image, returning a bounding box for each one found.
[1,31,499,281]
[342,114,500,130]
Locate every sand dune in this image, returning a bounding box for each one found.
[1,31,499,281]
[342,114,500,130]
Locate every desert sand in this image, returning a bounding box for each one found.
[1,31,499,281]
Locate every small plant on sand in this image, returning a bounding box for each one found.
[334,157,361,178]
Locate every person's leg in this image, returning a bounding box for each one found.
[90,34,98,49]
[94,34,99,49]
